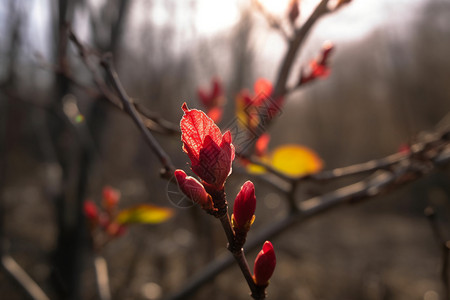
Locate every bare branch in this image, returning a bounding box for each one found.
[272,0,330,99]
[68,29,180,135]
[100,54,176,178]
[252,0,290,39]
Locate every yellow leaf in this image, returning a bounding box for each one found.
[270,145,323,177]
[115,204,174,225]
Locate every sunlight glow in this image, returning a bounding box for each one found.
[257,0,292,14]
[194,0,240,34]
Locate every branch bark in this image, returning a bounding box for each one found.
[100,55,176,178]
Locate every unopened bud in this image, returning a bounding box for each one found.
[84,200,99,221]
[102,186,120,210]
[175,169,214,210]
[253,241,276,286]
[232,181,256,231]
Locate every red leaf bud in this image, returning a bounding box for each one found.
[84,200,99,221]
[232,181,256,230]
[253,241,276,286]
[102,186,120,210]
[174,169,214,210]
[180,103,235,190]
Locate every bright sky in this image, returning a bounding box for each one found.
[13,0,428,70]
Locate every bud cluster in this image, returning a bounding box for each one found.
[176,103,277,289]
[83,186,126,239]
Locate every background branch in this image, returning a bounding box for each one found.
[1,253,50,300]
[93,255,112,300]
[100,54,176,178]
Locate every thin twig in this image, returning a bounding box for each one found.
[252,0,290,40]
[240,0,332,157]
[68,29,180,135]
[93,255,112,300]
[100,54,176,178]
[1,254,51,300]
[241,127,449,185]
[272,0,330,99]
[209,189,264,299]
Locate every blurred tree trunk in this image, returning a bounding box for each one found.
[49,1,130,298]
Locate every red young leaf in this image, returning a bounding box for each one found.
[181,103,222,159]
[180,103,235,189]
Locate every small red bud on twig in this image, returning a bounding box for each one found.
[253,241,276,286]
[84,200,99,221]
[174,169,214,210]
[102,185,120,211]
[299,41,335,85]
[232,181,256,231]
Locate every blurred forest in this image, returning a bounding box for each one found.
[0,0,450,300]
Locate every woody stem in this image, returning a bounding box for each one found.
[212,190,264,299]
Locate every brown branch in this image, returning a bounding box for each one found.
[68,29,180,136]
[100,54,175,178]
[252,0,290,40]
[272,0,330,99]
[208,189,265,299]
[241,127,450,187]
[239,0,332,157]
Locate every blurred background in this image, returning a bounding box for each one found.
[0,0,450,299]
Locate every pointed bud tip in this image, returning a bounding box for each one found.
[174,169,187,181]
[181,102,189,112]
[233,181,256,229]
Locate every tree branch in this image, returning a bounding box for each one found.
[68,29,180,135]
[100,54,176,178]
[272,0,330,99]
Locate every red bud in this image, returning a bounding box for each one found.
[102,186,120,210]
[181,103,235,190]
[253,241,276,286]
[232,181,256,230]
[84,200,99,221]
[174,169,214,210]
[106,222,127,237]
